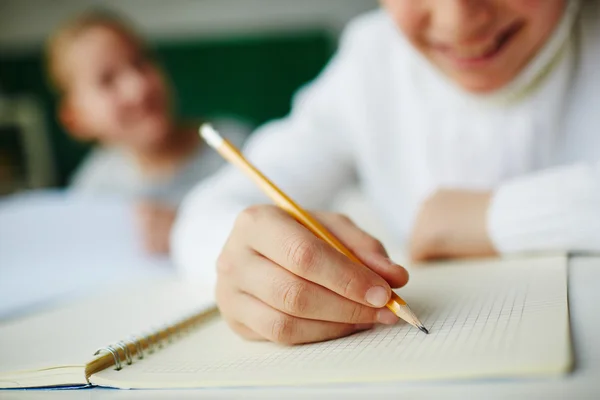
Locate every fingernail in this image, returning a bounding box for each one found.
[354,323,374,331]
[377,309,399,325]
[365,286,389,307]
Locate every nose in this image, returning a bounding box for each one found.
[432,0,494,43]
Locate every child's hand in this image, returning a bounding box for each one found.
[409,189,497,262]
[215,205,409,345]
[136,202,177,254]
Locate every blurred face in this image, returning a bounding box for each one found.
[61,26,171,149]
[381,0,566,93]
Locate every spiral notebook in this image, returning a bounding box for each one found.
[0,255,572,389]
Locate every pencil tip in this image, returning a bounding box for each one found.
[419,326,429,335]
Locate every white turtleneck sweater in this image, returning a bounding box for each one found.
[172,3,600,283]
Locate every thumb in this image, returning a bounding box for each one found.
[314,212,409,289]
[135,201,155,217]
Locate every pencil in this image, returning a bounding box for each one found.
[199,123,428,335]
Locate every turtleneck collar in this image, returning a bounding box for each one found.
[486,0,581,104]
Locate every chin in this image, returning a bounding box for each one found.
[133,125,170,150]
[448,72,514,94]
[457,80,508,94]
[428,53,521,95]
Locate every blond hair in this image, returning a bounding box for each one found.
[45,9,146,96]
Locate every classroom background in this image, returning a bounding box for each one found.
[0,0,386,325]
[0,0,378,193]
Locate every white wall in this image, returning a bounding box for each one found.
[0,0,379,53]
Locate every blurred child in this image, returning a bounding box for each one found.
[45,10,247,254]
[174,0,600,344]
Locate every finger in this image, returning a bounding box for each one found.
[138,221,154,252]
[234,291,371,345]
[147,233,163,254]
[157,206,176,224]
[143,225,169,253]
[135,201,155,217]
[315,213,409,289]
[237,206,393,308]
[232,252,399,325]
[142,218,159,251]
[215,281,266,341]
[146,210,173,254]
[353,252,409,289]
[314,212,390,255]
[226,320,265,341]
[154,231,170,253]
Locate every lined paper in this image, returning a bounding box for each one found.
[92,255,571,388]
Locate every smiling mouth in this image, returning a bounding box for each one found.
[435,21,524,65]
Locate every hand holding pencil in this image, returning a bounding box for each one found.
[200,124,427,345]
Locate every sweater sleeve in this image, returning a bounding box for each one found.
[68,148,126,196]
[488,161,600,255]
[170,21,369,283]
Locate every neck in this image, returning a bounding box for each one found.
[131,124,200,177]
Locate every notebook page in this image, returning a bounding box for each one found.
[0,277,215,384]
[91,255,571,388]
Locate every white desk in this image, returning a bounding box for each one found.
[4,256,598,400]
[0,192,174,320]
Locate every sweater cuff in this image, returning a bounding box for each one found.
[171,202,244,287]
[487,163,597,254]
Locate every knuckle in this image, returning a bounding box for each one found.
[216,252,234,276]
[339,271,359,298]
[228,321,247,337]
[225,320,255,341]
[363,237,386,254]
[269,315,296,344]
[235,205,280,230]
[319,212,353,228]
[214,280,230,312]
[336,214,353,225]
[348,304,367,323]
[279,280,309,315]
[284,235,322,273]
[236,205,262,227]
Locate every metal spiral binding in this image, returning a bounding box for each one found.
[166,325,175,343]
[153,331,163,349]
[126,336,144,360]
[145,332,155,354]
[94,346,122,371]
[146,330,161,353]
[115,341,133,365]
[91,308,217,372]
